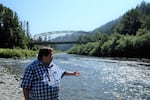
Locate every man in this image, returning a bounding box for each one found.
[21,47,80,100]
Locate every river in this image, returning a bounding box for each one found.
[0,53,150,100]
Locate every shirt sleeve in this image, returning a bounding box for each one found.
[57,66,66,79]
[20,65,33,88]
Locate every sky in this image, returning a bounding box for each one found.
[0,0,150,36]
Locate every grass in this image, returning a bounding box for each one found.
[0,48,37,58]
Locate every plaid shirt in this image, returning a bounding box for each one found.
[21,60,65,100]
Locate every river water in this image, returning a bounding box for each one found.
[0,53,150,100]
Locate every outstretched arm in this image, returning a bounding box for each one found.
[64,71,80,76]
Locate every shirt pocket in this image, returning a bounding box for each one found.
[52,71,61,81]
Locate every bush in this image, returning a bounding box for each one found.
[0,48,37,58]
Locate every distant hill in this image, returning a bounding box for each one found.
[92,1,150,35]
[51,31,91,51]
[92,17,121,34]
[52,31,91,42]
[33,30,91,51]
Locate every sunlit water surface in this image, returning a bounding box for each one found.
[0,54,150,100]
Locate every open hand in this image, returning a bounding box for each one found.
[74,71,80,76]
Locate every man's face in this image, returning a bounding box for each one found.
[42,51,53,65]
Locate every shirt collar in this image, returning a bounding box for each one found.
[38,60,44,65]
[48,63,53,68]
[38,60,53,68]
[37,60,47,66]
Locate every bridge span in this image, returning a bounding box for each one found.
[30,41,89,45]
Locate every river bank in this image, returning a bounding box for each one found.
[0,65,23,100]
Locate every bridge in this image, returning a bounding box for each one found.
[30,41,89,45]
[31,31,94,45]
[33,31,75,41]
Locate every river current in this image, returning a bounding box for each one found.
[0,53,150,100]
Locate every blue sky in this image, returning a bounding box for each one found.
[0,0,150,36]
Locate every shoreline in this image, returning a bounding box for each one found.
[0,65,23,100]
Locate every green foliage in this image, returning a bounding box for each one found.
[68,33,108,56]
[114,1,150,35]
[115,9,142,35]
[133,30,150,58]
[137,1,150,15]
[68,29,150,58]
[0,4,31,49]
[93,1,150,35]
[0,48,37,58]
[141,15,150,30]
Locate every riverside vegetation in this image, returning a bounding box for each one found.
[0,4,37,58]
[0,48,37,58]
[68,1,150,59]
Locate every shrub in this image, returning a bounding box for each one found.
[0,48,37,58]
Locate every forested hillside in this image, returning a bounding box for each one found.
[0,4,31,49]
[68,1,150,59]
[92,18,121,34]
